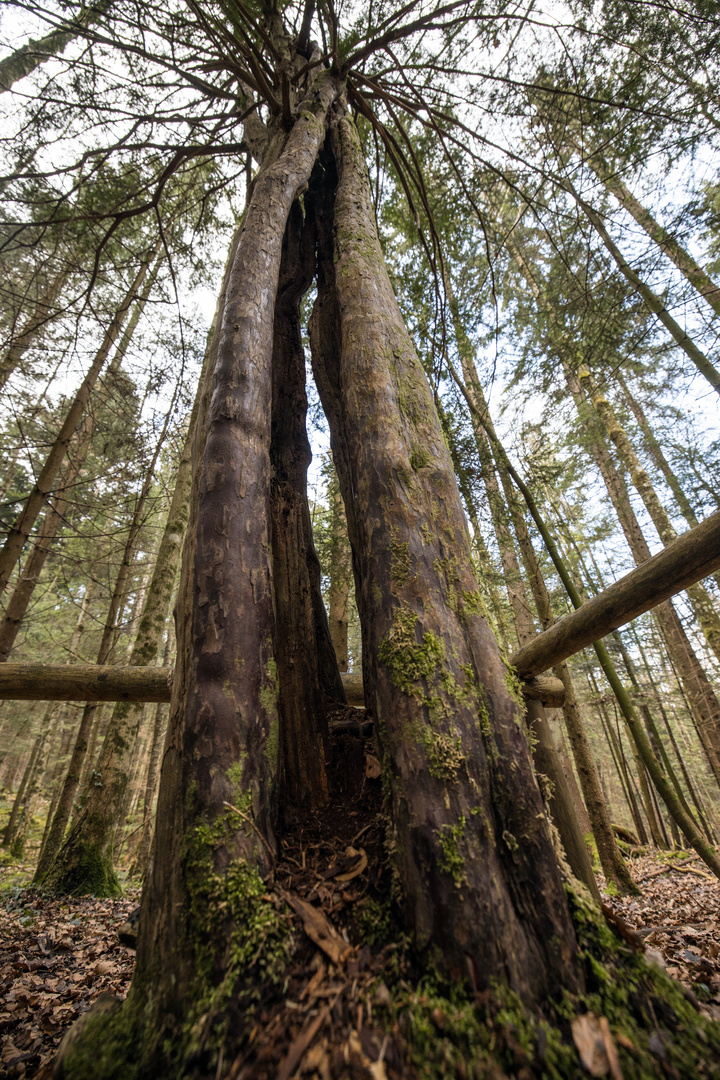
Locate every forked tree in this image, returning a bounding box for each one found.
[13,1,720,1075]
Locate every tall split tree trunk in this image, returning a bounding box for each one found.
[120,74,343,1066]
[308,118,581,999]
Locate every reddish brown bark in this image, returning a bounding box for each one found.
[307,120,582,1001]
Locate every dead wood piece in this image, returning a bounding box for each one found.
[0,664,564,711]
[282,892,352,966]
[601,903,644,950]
[276,1007,330,1080]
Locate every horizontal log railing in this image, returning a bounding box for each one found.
[0,664,565,707]
[2,510,718,707]
[511,509,720,679]
[0,663,173,702]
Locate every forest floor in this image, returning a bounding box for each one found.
[2,735,720,1078]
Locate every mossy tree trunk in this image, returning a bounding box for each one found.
[109,74,343,1071]
[308,118,582,1000]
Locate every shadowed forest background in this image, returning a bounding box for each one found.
[1,0,720,1076]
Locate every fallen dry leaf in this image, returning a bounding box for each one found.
[365,754,382,779]
[571,1012,610,1076]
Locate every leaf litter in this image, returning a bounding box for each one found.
[2,732,720,1078]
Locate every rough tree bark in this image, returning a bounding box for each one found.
[85,73,345,1070]
[269,200,338,808]
[308,118,581,1000]
[328,470,351,671]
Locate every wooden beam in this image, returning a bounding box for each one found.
[0,663,173,702]
[511,510,720,680]
[0,665,565,708]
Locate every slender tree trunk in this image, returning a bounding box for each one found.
[593,687,648,842]
[443,288,635,893]
[0,446,88,662]
[2,722,43,847]
[437,404,513,652]
[0,244,163,597]
[562,365,720,783]
[631,627,717,841]
[34,440,166,887]
[579,147,720,317]
[615,370,720,595]
[611,629,702,830]
[0,265,72,391]
[328,471,351,672]
[0,0,112,92]
[130,637,172,882]
[8,704,62,858]
[566,181,720,396]
[580,366,720,663]
[454,365,720,872]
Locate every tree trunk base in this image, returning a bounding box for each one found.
[42,841,122,898]
[53,876,720,1080]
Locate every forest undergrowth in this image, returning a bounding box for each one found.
[2,718,720,1079]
